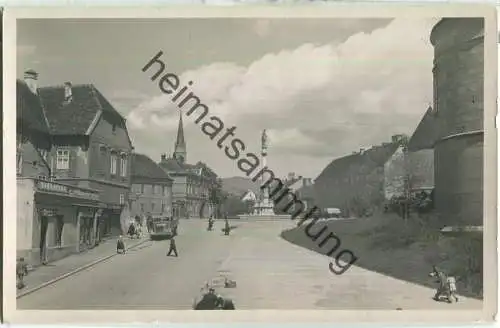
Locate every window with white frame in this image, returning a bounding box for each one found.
[120,154,127,177]
[39,149,48,161]
[56,149,70,170]
[110,152,118,175]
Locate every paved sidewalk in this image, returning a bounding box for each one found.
[17,235,149,297]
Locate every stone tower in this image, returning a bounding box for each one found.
[431,18,484,226]
[173,110,187,163]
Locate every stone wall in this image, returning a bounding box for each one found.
[383,147,406,200]
[408,149,434,190]
[434,133,483,226]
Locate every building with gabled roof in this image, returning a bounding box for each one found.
[313,135,407,217]
[130,153,173,221]
[159,111,220,219]
[16,72,103,265]
[36,76,134,245]
[241,189,257,202]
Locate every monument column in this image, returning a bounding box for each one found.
[258,129,275,216]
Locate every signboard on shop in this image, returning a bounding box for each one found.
[39,208,58,217]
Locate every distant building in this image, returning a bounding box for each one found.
[241,189,257,202]
[430,18,484,226]
[268,172,305,214]
[295,178,315,211]
[159,111,219,219]
[313,135,408,216]
[130,153,174,222]
[16,74,101,265]
[37,79,134,243]
[407,106,440,193]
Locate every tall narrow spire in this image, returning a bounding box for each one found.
[173,110,187,163]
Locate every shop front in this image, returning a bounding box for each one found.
[17,178,101,265]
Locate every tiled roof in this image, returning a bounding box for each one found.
[315,142,401,183]
[131,153,173,182]
[407,106,441,152]
[159,157,186,173]
[315,152,360,182]
[17,80,50,135]
[159,157,219,180]
[38,84,126,135]
[364,142,400,166]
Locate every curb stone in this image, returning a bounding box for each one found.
[16,238,150,299]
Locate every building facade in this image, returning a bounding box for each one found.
[36,75,134,249]
[159,111,219,219]
[407,106,440,194]
[430,18,484,226]
[130,153,174,221]
[17,75,101,265]
[313,135,408,216]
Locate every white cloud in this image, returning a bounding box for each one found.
[266,128,318,149]
[128,18,437,165]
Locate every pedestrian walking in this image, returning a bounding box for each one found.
[16,257,28,289]
[167,237,178,257]
[146,215,153,233]
[117,235,126,254]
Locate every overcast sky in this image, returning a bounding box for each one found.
[17,17,438,180]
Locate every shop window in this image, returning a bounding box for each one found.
[56,149,70,170]
[55,215,64,246]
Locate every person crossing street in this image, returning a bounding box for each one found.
[223,218,230,236]
[116,235,126,254]
[167,236,178,257]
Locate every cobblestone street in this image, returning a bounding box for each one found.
[17,220,482,310]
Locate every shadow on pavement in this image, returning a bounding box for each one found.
[280,216,482,300]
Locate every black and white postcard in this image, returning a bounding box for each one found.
[2,4,497,324]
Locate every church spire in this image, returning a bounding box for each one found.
[173,110,187,163]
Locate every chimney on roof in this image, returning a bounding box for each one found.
[64,82,73,103]
[302,178,312,187]
[391,134,408,146]
[24,69,38,94]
